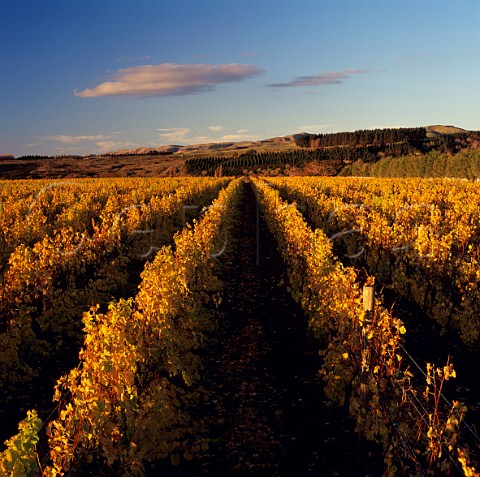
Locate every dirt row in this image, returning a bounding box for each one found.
[152,182,380,476]
[180,181,480,476]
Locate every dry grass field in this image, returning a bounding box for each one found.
[0,154,186,179]
[0,135,304,179]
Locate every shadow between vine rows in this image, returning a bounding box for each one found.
[152,181,381,476]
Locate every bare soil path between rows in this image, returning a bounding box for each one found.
[152,182,380,476]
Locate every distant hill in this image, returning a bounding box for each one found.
[97,133,308,159]
[3,125,479,179]
[426,125,467,136]
[99,126,469,159]
[183,125,480,176]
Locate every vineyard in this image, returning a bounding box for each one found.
[1,176,480,476]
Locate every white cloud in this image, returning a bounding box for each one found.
[156,127,191,143]
[156,127,261,145]
[43,133,139,154]
[95,141,130,151]
[75,63,264,98]
[190,136,214,143]
[220,132,261,142]
[44,134,110,145]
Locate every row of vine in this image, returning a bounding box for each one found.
[269,176,480,348]
[0,178,242,476]
[252,177,478,476]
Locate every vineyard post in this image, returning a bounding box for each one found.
[363,286,375,312]
[361,285,375,402]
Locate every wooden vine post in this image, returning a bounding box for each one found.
[363,285,375,312]
[360,285,375,402]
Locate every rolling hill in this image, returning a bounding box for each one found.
[1,125,478,179]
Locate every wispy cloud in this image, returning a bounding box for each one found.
[75,63,264,98]
[156,127,191,143]
[95,141,137,151]
[43,134,110,145]
[268,69,366,88]
[156,127,260,145]
[43,133,139,153]
[220,131,261,142]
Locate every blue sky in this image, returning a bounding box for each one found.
[1,0,479,157]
